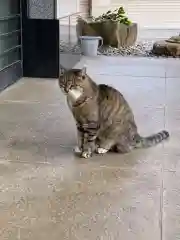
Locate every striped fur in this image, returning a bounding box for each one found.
[59,67,169,158]
[135,130,169,148]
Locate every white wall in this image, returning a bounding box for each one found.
[56,0,79,19]
[92,0,180,28]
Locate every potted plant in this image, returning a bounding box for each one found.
[76,7,138,48]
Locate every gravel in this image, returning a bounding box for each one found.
[60,41,81,54]
[60,40,155,57]
[98,41,154,57]
[60,40,179,58]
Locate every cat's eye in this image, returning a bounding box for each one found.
[59,68,65,76]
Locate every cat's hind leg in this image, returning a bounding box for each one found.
[96,126,134,155]
[96,126,120,155]
[74,146,82,154]
[96,139,117,155]
[112,143,133,154]
[112,133,135,154]
[96,147,109,154]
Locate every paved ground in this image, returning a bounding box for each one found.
[138,28,180,41]
[0,56,180,239]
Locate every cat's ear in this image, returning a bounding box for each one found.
[73,66,87,78]
[78,66,87,79]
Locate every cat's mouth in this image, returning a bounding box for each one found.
[68,88,83,101]
[60,85,83,101]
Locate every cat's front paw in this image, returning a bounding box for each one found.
[96,148,108,154]
[81,151,92,159]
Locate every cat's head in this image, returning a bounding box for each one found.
[58,67,87,94]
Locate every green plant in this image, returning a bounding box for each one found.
[92,7,132,26]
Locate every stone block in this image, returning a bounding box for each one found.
[76,17,137,48]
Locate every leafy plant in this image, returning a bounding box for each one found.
[92,7,132,26]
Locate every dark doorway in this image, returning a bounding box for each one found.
[21,0,59,78]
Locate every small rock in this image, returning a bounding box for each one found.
[153,40,180,57]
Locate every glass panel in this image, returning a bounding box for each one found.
[0,47,21,70]
[0,0,20,18]
[0,17,20,35]
[0,0,21,71]
[28,0,54,19]
[0,32,20,53]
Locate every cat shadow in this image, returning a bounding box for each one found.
[74,148,150,170]
[7,136,74,159]
[7,136,157,170]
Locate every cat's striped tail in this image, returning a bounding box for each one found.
[135,130,170,148]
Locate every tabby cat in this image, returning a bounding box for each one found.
[59,67,169,159]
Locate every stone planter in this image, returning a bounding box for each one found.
[76,17,138,48]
